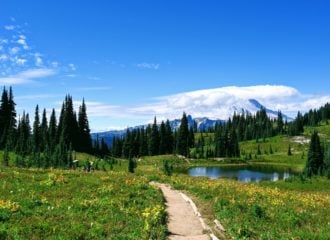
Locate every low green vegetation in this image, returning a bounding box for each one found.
[151,173,330,239]
[0,167,167,240]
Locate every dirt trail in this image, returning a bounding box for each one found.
[153,183,211,240]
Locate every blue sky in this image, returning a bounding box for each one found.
[0,0,330,131]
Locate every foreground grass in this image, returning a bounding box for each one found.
[146,171,330,239]
[0,167,167,240]
[134,154,330,239]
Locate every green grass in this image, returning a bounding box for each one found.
[142,169,330,239]
[1,124,330,239]
[240,135,307,168]
[0,167,167,240]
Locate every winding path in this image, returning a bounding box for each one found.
[153,183,211,240]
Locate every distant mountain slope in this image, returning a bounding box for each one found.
[92,99,292,146]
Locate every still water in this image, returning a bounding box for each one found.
[188,165,294,182]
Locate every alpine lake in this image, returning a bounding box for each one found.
[187,164,299,182]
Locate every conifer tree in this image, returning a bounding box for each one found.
[165,120,173,154]
[305,131,324,177]
[48,109,57,151]
[16,112,31,158]
[128,157,136,173]
[0,87,9,148]
[59,95,79,149]
[78,99,92,152]
[148,117,159,155]
[177,112,189,156]
[288,144,292,156]
[324,143,330,178]
[229,128,240,157]
[32,105,41,152]
[40,108,48,151]
[138,127,148,156]
[188,126,195,148]
[277,111,284,134]
[3,146,9,166]
[159,121,167,155]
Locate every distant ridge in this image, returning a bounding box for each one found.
[92,99,292,146]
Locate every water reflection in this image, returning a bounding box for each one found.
[188,166,293,182]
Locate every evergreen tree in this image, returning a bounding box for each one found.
[100,138,109,157]
[32,105,41,152]
[3,146,9,166]
[159,121,167,155]
[128,157,136,173]
[16,112,31,156]
[59,95,79,150]
[138,127,148,156]
[269,144,273,154]
[277,111,284,134]
[40,108,48,151]
[229,128,240,157]
[165,120,173,154]
[324,143,330,178]
[0,87,7,146]
[305,131,324,177]
[148,117,159,155]
[188,126,195,148]
[48,109,57,151]
[257,144,261,155]
[0,87,10,148]
[177,112,189,156]
[288,144,292,156]
[78,99,92,153]
[6,87,17,149]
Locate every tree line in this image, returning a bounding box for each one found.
[111,113,195,159]
[1,87,92,168]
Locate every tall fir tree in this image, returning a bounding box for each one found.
[277,111,284,134]
[32,105,41,152]
[48,109,57,151]
[148,117,159,156]
[59,95,79,150]
[40,108,48,152]
[78,99,92,153]
[138,127,148,156]
[177,112,189,156]
[305,131,324,177]
[0,87,9,148]
[159,121,167,155]
[165,120,174,154]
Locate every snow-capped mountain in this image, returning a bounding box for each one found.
[92,99,291,146]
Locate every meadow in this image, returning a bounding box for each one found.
[0,167,167,240]
[1,126,330,239]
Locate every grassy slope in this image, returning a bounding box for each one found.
[1,124,330,239]
[138,124,330,239]
[0,166,167,240]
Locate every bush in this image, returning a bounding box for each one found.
[251,204,266,218]
[163,160,173,176]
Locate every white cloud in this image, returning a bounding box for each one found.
[64,74,77,78]
[17,37,29,50]
[16,94,58,100]
[4,25,15,30]
[0,68,56,85]
[34,53,43,66]
[0,54,8,61]
[85,85,330,127]
[51,61,59,68]
[10,47,20,55]
[136,62,160,70]
[68,63,76,71]
[16,58,27,65]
